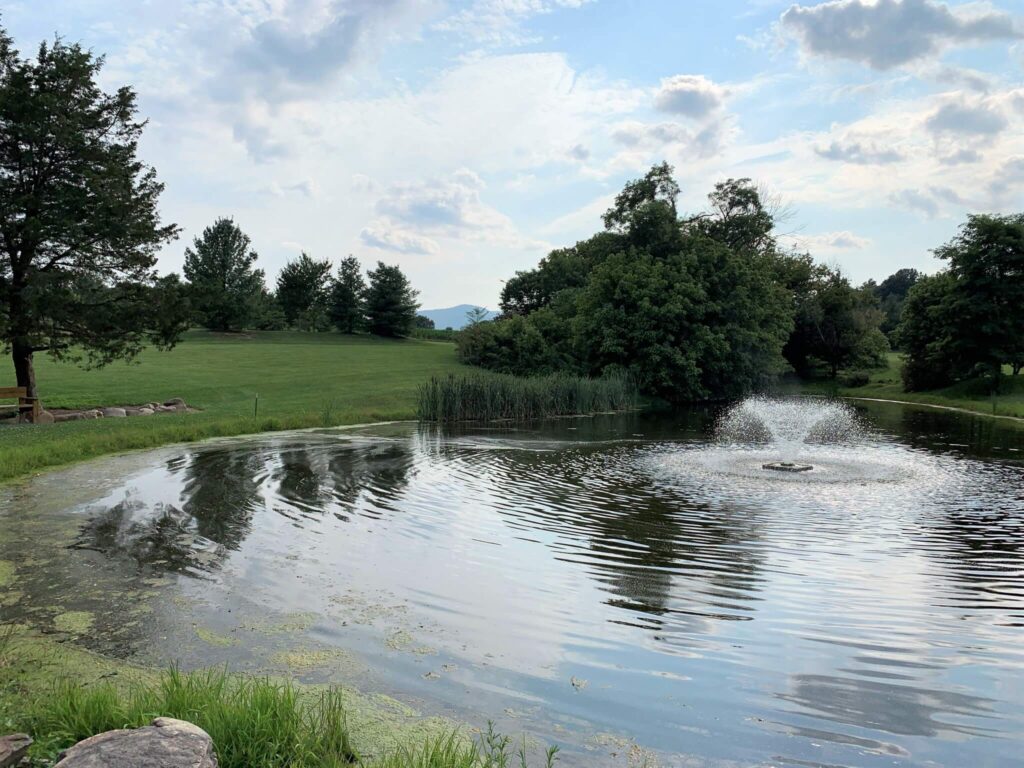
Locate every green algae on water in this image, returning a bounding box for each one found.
[53,611,94,634]
[195,626,237,648]
[0,560,14,588]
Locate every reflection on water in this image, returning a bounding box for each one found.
[3,403,1024,767]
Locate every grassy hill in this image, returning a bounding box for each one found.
[0,331,465,483]
[800,352,1024,421]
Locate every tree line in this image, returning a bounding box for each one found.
[182,217,421,337]
[456,163,1022,400]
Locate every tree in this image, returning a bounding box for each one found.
[328,256,365,334]
[0,27,185,402]
[182,218,266,331]
[935,214,1024,385]
[690,178,776,256]
[414,315,435,329]
[601,161,680,232]
[784,267,887,378]
[874,268,920,343]
[364,262,419,337]
[467,166,795,402]
[898,272,958,391]
[276,252,332,330]
[465,307,489,326]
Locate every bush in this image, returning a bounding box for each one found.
[417,371,637,422]
[841,370,871,388]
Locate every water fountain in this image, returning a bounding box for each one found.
[717,397,860,474]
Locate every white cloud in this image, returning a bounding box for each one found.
[433,0,594,46]
[361,169,541,254]
[654,74,728,118]
[783,231,873,252]
[814,139,905,164]
[780,0,1023,69]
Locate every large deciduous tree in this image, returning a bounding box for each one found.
[276,252,332,330]
[0,28,185,401]
[328,255,365,334]
[183,218,266,331]
[364,262,419,337]
[935,214,1024,385]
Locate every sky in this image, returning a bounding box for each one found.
[5,0,1024,308]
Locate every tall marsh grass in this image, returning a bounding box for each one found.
[417,372,638,422]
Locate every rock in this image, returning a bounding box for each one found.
[0,733,32,767]
[55,718,217,768]
[83,409,102,420]
[136,408,154,416]
[101,407,127,418]
[164,397,187,408]
[54,412,85,423]
[34,410,55,425]
[155,405,176,413]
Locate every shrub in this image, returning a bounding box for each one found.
[841,370,871,388]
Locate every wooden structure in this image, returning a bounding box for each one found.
[0,386,41,423]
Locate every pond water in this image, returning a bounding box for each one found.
[2,400,1024,767]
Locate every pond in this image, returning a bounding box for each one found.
[2,399,1023,767]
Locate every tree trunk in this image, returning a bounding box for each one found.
[12,342,37,401]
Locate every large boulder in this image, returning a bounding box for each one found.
[34,410,55,425]
[101,407,127,418]
[0,733,32,767]
[55,718,217,768]
[164,397,187,409]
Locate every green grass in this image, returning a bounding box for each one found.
[417,371,638,422]
[0,331,467,484]
[0,628,557,768]
[800,353,1024,420]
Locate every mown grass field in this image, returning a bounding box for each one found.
[801,353,1024,421]
[0,331,466,483]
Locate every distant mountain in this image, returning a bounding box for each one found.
[419,304,498,330]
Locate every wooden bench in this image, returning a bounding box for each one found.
[0,387,41,423]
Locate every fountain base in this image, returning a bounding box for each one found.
[762,462,813,473]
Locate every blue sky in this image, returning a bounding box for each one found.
[5,0,1024,307]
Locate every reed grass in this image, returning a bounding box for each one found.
[417,371,637,422]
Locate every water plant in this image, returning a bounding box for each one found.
[417,371,637,422]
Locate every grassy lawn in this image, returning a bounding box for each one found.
[0,330,466,484]
[800,352,1024,420]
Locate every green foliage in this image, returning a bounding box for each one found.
[417,371,637,422]
[841,370,871,388]
[601,161,679,232]
[874,268,920,343]
[373,725,558,768]
[0,25,184,398]
[365,262,420,337]
[784,268,889,378]
[478,165,796,402]
[899,215,1024,392]
[456,315,563,375]
[898,272,959,391]
[277,253,332,330]
[329,256,366,334]
[415,315,436,330]
[411,327,457,342]
[183,218,267,331]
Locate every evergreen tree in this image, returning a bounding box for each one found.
[328,256,366,334]
[276,253,332,330]
[183,218,266,331]
[364,262,419,337]
[0,26,185,402]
